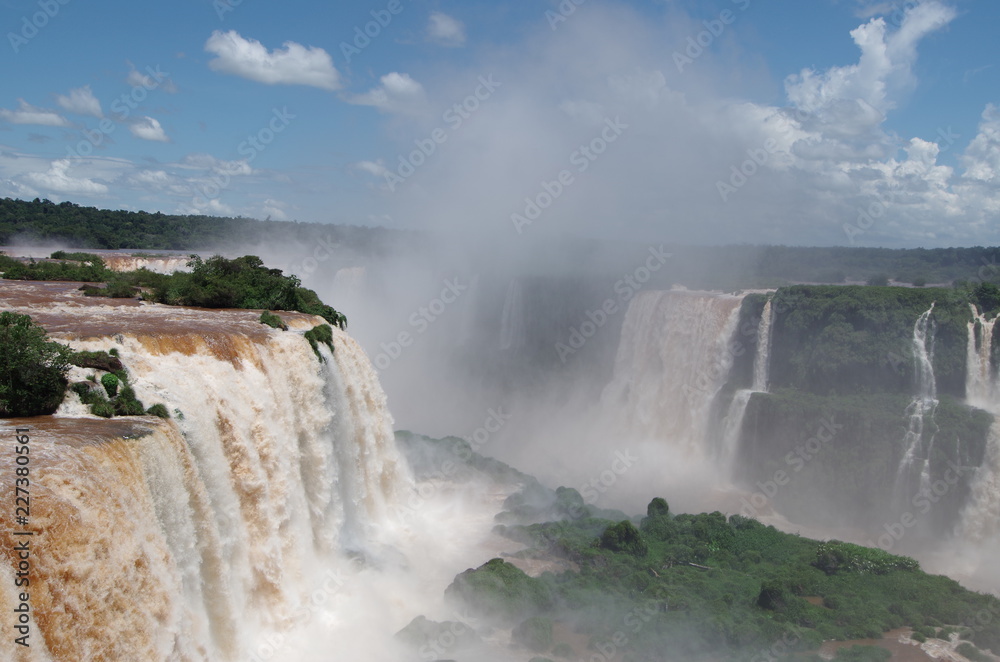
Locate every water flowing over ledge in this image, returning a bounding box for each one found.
[0,281,410,661]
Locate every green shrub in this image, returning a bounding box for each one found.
[259,310,288,330]
[114,385,145,416]
[50,251,104,265]
[101,373,119,397]
[103,279,140,298]
[304,324,335,360]
[90,400,115,418]
[0,312,72,416]
[647,497,669,517]
[757,581,787,610]
[146,403,170,419]
[445,558,553,625]
[598,520,648,557]
[74,384,108,409]
[82,277,137,298]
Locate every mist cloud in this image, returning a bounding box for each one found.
[354,0,993,248]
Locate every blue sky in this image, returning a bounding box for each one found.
[1,0,998,247]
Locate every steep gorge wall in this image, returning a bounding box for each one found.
[604,285,994,540]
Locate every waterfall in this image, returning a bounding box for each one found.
[601,289,746,455]
[966,304,997,409]
[957,421,1000,543]
[0,300,410,661]
[103,255,191,274]
[894,304,939,505]
[958,305,1000,542]
[720,298,774,468]
[751,298,773,392]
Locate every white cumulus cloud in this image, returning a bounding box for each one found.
[349,72,426,115]
[785,1,956,122]
[56,86,103,118]
[25,159,109,195]
[205,30,341,90]
[962,104,1000,183]
[129,116,169,142]
[427,12,466,47]
[0,99,70,127]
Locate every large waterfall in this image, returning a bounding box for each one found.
[894,304,939,504]
[719,298,773,469]
[966,303,997,409]
[0,283,410,661]
[601,289,746,455]
[959,305,1000,542]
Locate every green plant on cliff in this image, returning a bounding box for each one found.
[304,323,334,360]
[100,373,119,397]
[2,248,348,330]
[150,255,347,328]
[259,310,288,330]
[145,403,170,419]
[767,285,972,397]
[0,312,72,416]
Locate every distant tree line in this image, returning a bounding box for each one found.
[0,197,415,253]
[6,196,1000,288]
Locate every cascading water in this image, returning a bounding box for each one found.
[751,298,774,393]
[719,298,774,468]
[601,289,746,455]
[958,305,1000,542]
[0,283,410,661]
[893,304,939,506]
[966,303,997,409]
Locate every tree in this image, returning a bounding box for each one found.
[599,520,648,557]
[647,497,670,517]
[866,273,890,287]
[974,282,1000,315]
[0,312,71,416]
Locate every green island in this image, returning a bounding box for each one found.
[395,432,1000,662]
[0,251,346,329]
[0,252,347,417]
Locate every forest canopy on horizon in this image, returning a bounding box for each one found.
[0,197,409,253]
[5,197,1000,287]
